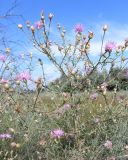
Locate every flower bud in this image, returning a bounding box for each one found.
[61,32,65,38]
[88,31,94,39]
[16,143,20,148]
[121,56,125,62]
[57,24,61,30]
[103,88,107,95]
[85,42,90,49]
[29,52,33,58]
[9,128,15,133]
[83,35,86,40]
[6,48,11,54]
[18,24,23,29]
[49,13,54,20]
[114,88,117,94]
[10,142,17,148]
[26,21,30,28]
[31,26,35,33]
[121,46,125,52]
[76,34,81,41]
[125,38,128,48]
[41,10,45,21]
[9,88,14,93]
[103,24,108,32]
[58,46,63,52]
[16,80,20,85]
[4,83,9,90]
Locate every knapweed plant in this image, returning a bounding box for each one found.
[0,11,128,160]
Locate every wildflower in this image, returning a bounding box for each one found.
[50,129,64,138]
[63,104,71,110]
[1,79,8,84]
[35,20,43,29]
[16,71,31,81]
[0,133,12,139]
[0,55,7,62]
[18,24,22,28]
[75,24,84,33]
[104,140,112,149]
[105,41,116,53]
[90,93,98,100]
[103,24,108,32]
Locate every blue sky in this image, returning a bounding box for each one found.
[3,0,127,27]
[1,0,128,82]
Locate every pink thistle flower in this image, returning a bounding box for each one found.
[1,79,8,84]
[105,41,116,53]
[35,20,43,30]
[63,104,71,110]
[16,71,31,81]
[50,129,64,138]
[0,55,7,62]
[75,24,84,33]
[104,140,113,149]
[90,93,98,100]
[107,156,116,160]
[0,133,12,139]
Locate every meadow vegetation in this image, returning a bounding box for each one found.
[0,10,128,160]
